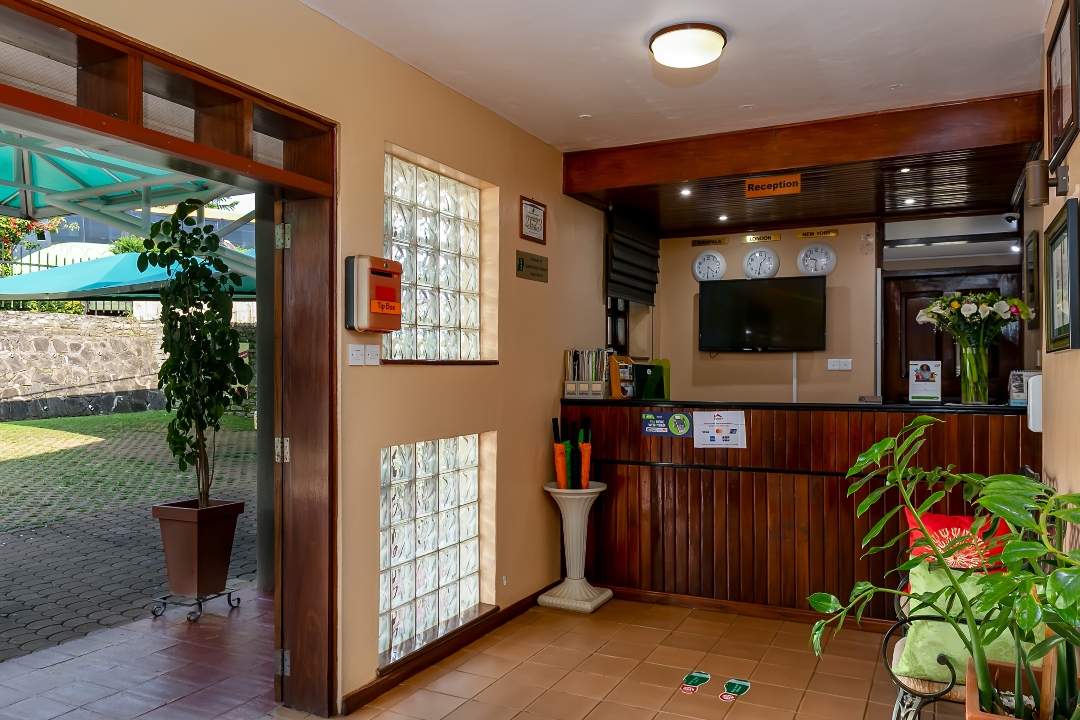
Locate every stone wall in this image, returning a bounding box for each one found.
[0,312,165,421]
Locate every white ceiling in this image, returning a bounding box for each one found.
[299,0,1051,152]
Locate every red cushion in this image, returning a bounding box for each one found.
[904,509,1010,569]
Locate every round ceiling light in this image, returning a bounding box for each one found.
[650,23,727,69]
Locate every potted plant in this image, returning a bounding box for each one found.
[915,292,1034,404]
[807,416,1080,719]
[141,200,253,599]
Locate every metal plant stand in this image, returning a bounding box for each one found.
[151,590,241,622]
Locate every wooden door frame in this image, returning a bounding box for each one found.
[0,1,340,714]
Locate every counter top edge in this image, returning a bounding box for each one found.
[560,398,1029,415]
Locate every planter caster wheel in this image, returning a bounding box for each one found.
[187,602,203,623]
[151,604,165,617]
[227,592,240,609]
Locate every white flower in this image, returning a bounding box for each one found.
[916,309,936,325]
[993,300,1011,319]
[978,305,992,319]
[961,303,978,317]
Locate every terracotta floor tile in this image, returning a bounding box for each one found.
[749,662,814,690]
[472,679,546,710]
[688,610,736,624]
[440,699,517,720]
[552,670,622,700]
[821,639,879,662]
[402,666,451,688]
[511,625,570,646]
[660,633,719,653]
[770,633,819,653]
[583,700,659,720]
[813,655,876,680]
[797,690,868,719]
[465,635,501,653]
[631,615,686,632]
[386,689,467,720]
[367,684,419,709]
[696,654,759,679]
[869,681,897,706]
[673,618,728,638]
[604,679,675,711]
[127,675,201,704]
[644,646,707,670]
[575,620,630,639]
[455,653,520,679]
[501,661,570,689]
[551,633,608,654]
[725,702,795,720]
[574,654,639,679]
[530,646,591,670]
[837,630,883,647]
[735,617,786,632]
[345,708,384,719]
[525,689,600,720]
[759,648,819,671]
[597,640,656,661]
[656,713,701,720]
[422,669,497,698]
[531,614,588,633]
[724,626,779,645]
[735,682,804,711]
[434,650,477,671]
[484,639,545,663]
[807,672,871,700]
[613,626,671,646]
[661,690,733,719]
[708,640,769,662]
[626,663,689,689]
[863,701,894,720]
[591,608,651,625]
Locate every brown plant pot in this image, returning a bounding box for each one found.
[965,658,1042,719]
[152,499,244,599]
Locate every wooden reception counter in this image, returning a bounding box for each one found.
[560,399,1041,623]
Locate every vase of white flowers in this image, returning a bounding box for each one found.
[915,292,1034,404]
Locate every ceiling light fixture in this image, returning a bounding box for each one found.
[681,188,692,196]
[904,198,916,205]
[900,167,911,173]
[718,215,728,221]
[650,23,727,69]
[1011,244,1022,253]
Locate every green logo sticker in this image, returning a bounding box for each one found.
[724,679,751,696]
[668,413,691,436]
[679,671,710,694]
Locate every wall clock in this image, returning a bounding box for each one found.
[743,247,779,278]
[691,249,726,282]
[797,242,837,275]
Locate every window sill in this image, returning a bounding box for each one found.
[380,360,499,366]
[377,603,499,674]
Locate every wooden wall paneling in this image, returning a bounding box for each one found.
[1003,415,1020,473]
[972,414,990,477]
[799,412,813,471]
[700,469,714,600]
[766,472,782,607]
[688,468,702,597]
[651,467,664,592]
[988,415,1005,477]
[807,474,824,609]
[674,440,690,596]
[626,461,641,590]
[725,471,740,601]
[956,413,975,474]
[795,474,810,611]
[662,467,676,594]
[195,98,254,158]
[712,471,726,600]
[75,39,129,120]
[753,471,769,606]
[740,470,756,604]
[1020,422,1040,472]
[638,465,651,592]
[781,471,796,608]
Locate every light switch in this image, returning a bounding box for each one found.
[839,359,852,370]
[365,344,381,366]
[348,344,365,366]
[827,359,840,370]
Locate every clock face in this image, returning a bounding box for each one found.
[798,242,837,275]
[743,247,779,279]
[692,250,726,282]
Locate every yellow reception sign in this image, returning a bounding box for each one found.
[797,228,839,238]
[743,233,781,244]
[745,174,801,198]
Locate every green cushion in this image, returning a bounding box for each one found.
[892,563,1037,684]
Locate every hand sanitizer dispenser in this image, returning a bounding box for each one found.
[1027,374,1043,433]
[345,256,402,332]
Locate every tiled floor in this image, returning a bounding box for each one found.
[266,599,964,720]
[0,586,276,719]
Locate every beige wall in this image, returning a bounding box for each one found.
[46,0,605,704]
[1041,0,1080,499]
[654,224,878,403]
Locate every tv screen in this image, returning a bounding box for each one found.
[699,276,826,352]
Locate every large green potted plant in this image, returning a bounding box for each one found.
[142,200,253,599]
[808,417,1080,719]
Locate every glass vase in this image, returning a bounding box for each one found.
[959,346,989,405]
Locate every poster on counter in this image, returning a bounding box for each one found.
[693,411,747,449]
[908,360,942,402]
[641,411,692,437]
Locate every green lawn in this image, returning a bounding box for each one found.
[0,411,256,532]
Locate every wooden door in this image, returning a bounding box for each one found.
[882,268,1022,404]
[277,198,336,715]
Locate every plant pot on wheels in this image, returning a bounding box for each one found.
[538,482,612,613]
[152,499,244,599]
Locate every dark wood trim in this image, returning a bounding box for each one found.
[380,360,500,366]
[565,92,1043,194]
[340,582,558,716]
[377,604,499,675]
[881,264,1027,280]
[603,586,894,634]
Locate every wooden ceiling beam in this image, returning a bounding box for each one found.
[564,92,1043,194]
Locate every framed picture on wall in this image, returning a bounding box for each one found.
[520,196,546,244]
[1048,0,1080,170]
[1045,198,1080,352]
[1024,230,1040,332]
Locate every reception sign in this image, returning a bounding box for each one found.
[745,174,801,198]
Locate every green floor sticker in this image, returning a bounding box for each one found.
[679,671,711,694]
[719,678,751,701]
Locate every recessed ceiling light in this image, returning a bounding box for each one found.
[650,23,727,69]
[904,198,916,205]
[579,114,592,119]
[718,215,728,221]
[1011,244,1022,253]
[681,188,692,196]
[739,104,755,110]
[890,84,904,90]
[900,167,911,173]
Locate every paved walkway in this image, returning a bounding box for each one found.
[0,416,258,662]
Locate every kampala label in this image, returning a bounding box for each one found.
[691,238,729,247]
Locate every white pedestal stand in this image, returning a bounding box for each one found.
[538,482,613,613]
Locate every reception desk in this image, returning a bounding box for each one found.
[560,400,1041,622]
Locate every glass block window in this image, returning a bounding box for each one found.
[383,155,481,361]
[379,434,480,655]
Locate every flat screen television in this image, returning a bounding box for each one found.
[699,276,826,352]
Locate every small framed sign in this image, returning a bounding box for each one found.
[1045,198,1080,352]
[908,361,942,403]
[520,196,546,244]
[1048,0,1080,171]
